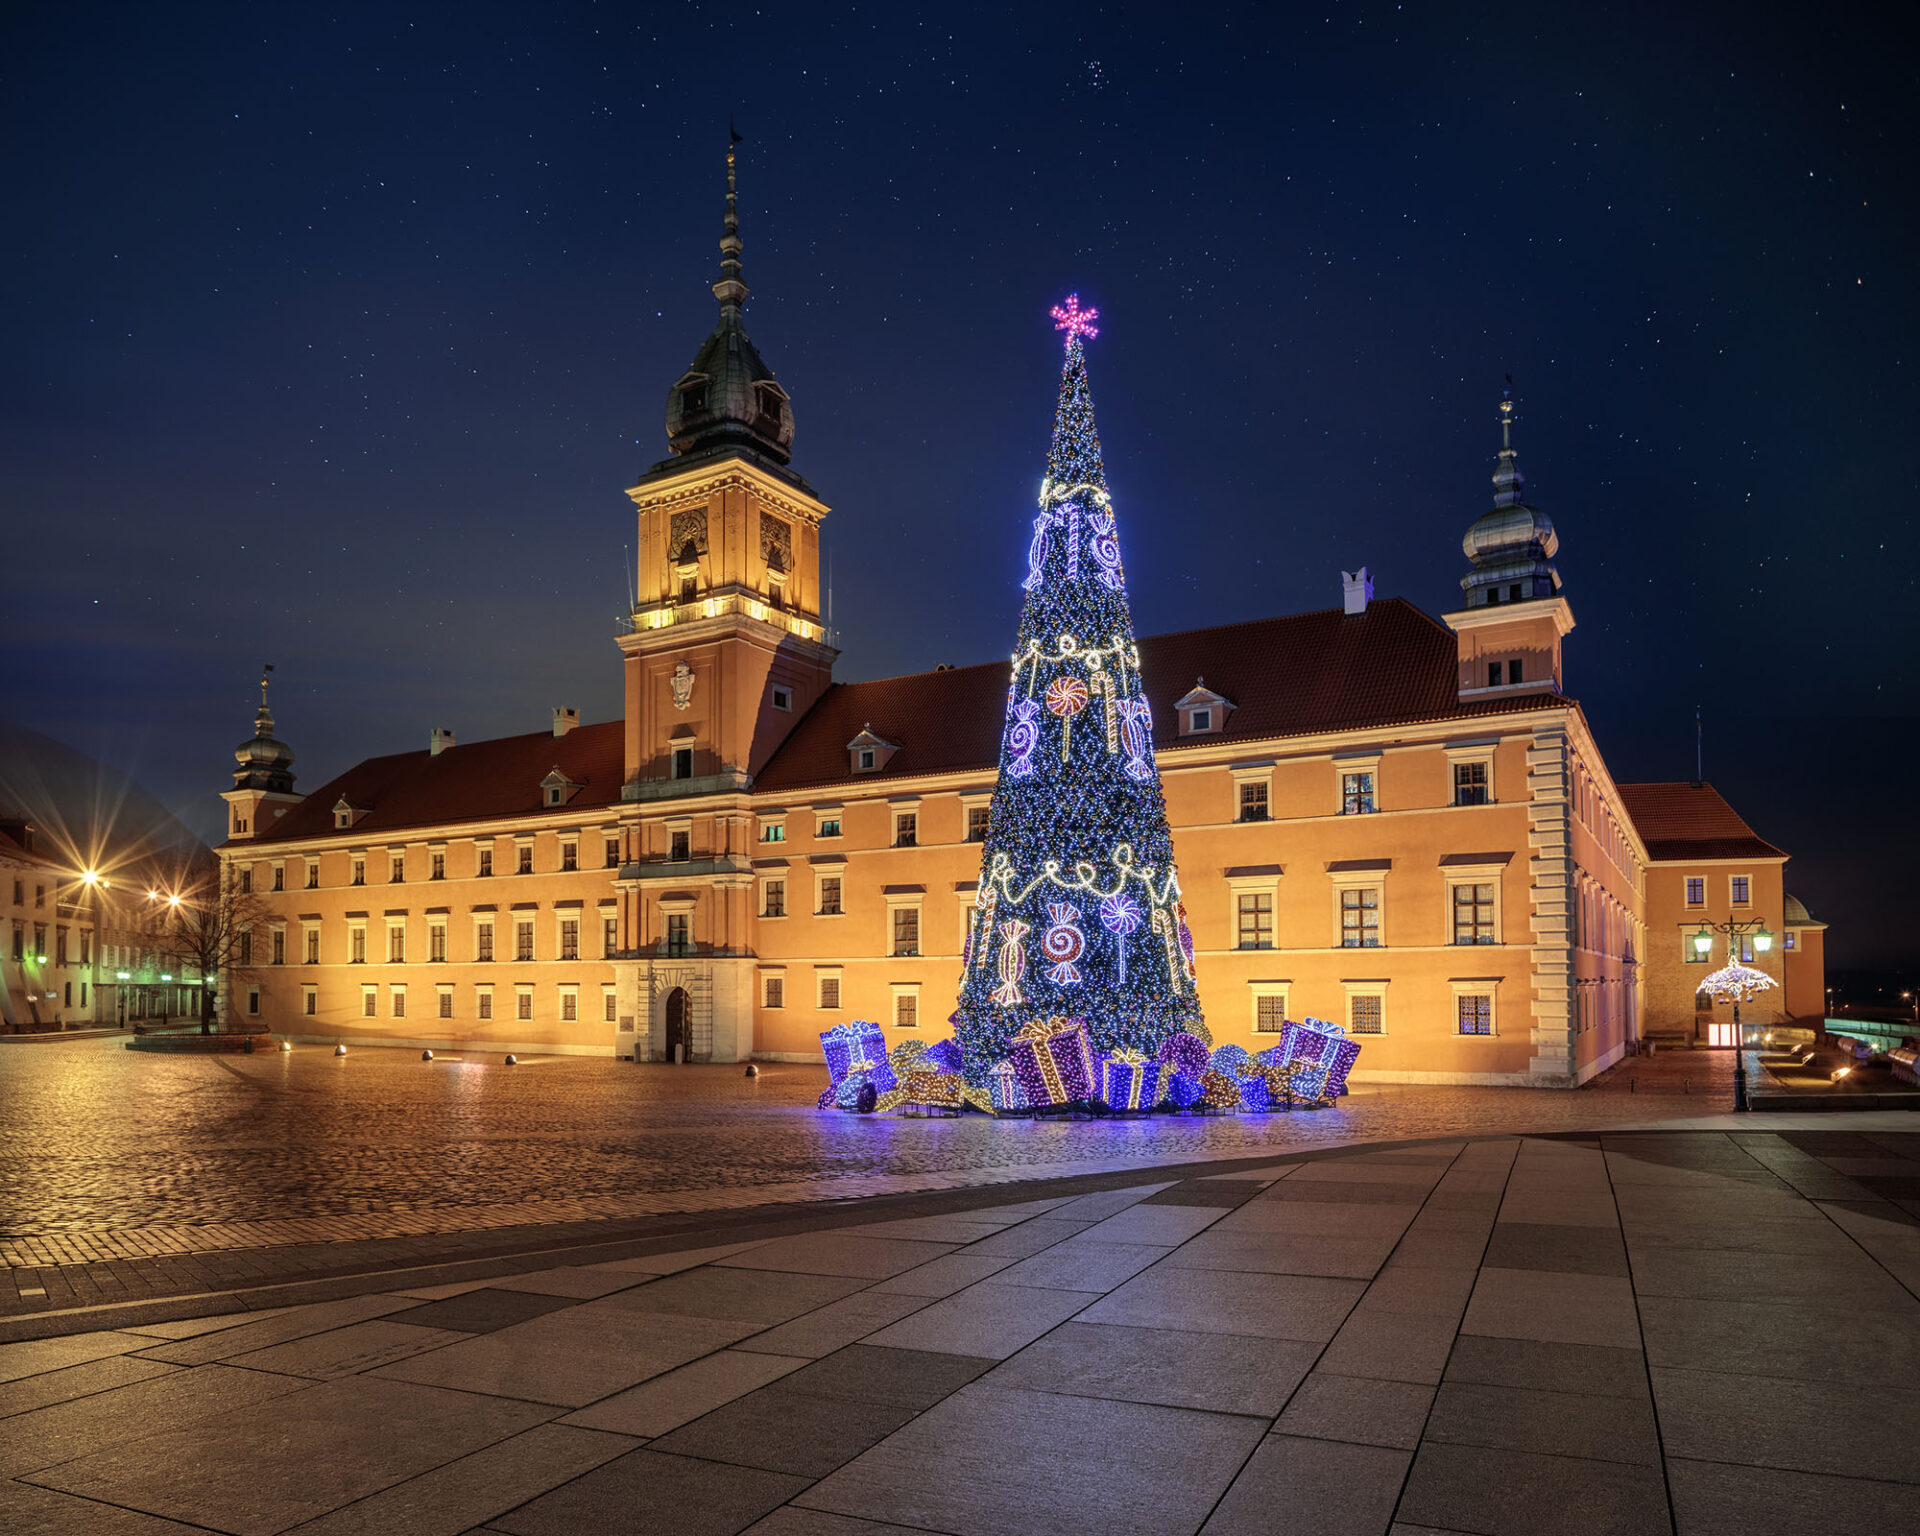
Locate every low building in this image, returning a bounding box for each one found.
[1,818,95,1031]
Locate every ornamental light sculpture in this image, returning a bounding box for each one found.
[1691,918,1776,1111]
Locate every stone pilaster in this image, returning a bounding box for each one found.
[1526,727,1577,1084]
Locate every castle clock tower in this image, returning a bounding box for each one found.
[612,138,838,1063]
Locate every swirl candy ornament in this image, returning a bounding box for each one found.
[991,918,1031,1007]
[1041,902,1087,984]
[1088,508,1124,591]
[1117,695,1154,782]
[1005,697,1042,779]
[1044,675,1089,760]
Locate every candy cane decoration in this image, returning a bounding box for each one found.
[1006,698,1041,779]
[971,884,999,969]
[991,919,1030,1007]
[1045,675,1089,761]
[1099,893,1143,982]
[1041,902,1086,985]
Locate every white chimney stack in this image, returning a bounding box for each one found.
[1341,567,1374,616]
[552,707,579,738]
[430,727,455,756]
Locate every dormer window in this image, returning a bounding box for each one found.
[858,748,876,770]
[332,796,367,830]
[541,768,583,808]
[680,382,707,416]
[847,725,898,775]
[1190,708,1212,733]
[771,685,792,712]
[1174,682,1233,737]
[755,384,785,434]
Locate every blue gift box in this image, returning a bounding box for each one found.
[820,1021,898,1096]
[1277,1019,1360,1098]
[1096,1052,1164,1111]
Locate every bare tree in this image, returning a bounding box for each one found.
[150,859,274,1033]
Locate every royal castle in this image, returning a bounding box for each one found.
[215,153,1827,1085]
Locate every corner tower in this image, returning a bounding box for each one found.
[221,667,303,840]
[1444,393,1575,700]
[617,137,837,793]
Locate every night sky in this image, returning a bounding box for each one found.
[5,2,1914,969]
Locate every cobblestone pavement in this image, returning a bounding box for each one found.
[0,1037,1818,1319]
[2,1129,1916,1536]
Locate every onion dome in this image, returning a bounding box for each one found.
[1460,393,1560,608]
[661,134,795,470]
[232,669,296,793]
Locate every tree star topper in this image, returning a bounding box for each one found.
[1050,293,1099,347]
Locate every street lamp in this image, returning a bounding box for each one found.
[1693,918,1778,1112]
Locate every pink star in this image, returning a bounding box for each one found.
[1050,293,1099,346]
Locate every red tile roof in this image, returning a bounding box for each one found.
[755,600,1568,793]
[1616,781,1785,863]
[244,722,624,847]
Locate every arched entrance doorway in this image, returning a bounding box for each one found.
[664,987,691,1063]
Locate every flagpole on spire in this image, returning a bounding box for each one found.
[714,120,748,313]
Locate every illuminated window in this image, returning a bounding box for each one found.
[1238,782,1269,822]
[818,876,843,915]
[1236,894,1273,950]
[763,881,786,918]
[967,806,990,842]
[1451,884,1496,944]
[1685,877,1704,906]
[1457,994,1492,1035]
[1351,995,1384,1035]
[1254,994,1287,1033]
[1453,762,1489,806]
[1730,875,1751,906]
[761,823,786,844]
[1341,772,1375,815]
[665,914,692,957]
[818,817,842,839]
[1339,888,1380,947]
[892,907,920,957]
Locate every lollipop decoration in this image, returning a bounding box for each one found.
[1098,892,1144,982]
[1042,902,1087,985]
[1045,675,1089,760]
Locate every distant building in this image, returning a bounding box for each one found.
[216,155,1826,1082]
[1,818,94,1031]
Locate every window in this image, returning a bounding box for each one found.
[669,830,691,862]
[672,748,694,779]
[1351,994,1384,1035]
[561,841,578,872]
[476,921,494,962]
[818,817,842,839]
[350,926,367,964]
[1487,662,1501,689]
[1236,893,1273,950]
[1453,762,1489,806]
[305,929,320,964]
[1738,934,1757,963]
[239,868,252,894]
[1237,782,1270,822]
[857,748,876,771]
[477,847,493,878]
[306,862,319,889]
[819,876,843,915]
[818,974,842,1009]
[603,987,618,1022]
[1457,993,1493,1035]
[271,865,284,892]
[516,988,534,1022]
[604,837,620,868]
[895,991,919,1029]
[603,916,618,957]
[892,907,921,957]
[391,986,406,1019]
[239,931,253,965]
[1190,708,1212,733]
[560,989,577,1022]
[80,933,91,964]
[967,806,990,842]
[390,854,405,883]
[680,574,698,604]
[429,924,447,963]
[515,921,534,962]
[477,988,493,1020]
[1685,932,1710,964]
[1340,887,1381,947]
[388,926,405,964]
[247,987,261,1016]
[430,852,445,880]
[303,988,317,1017]
[1254,994,1288,1033]
[1784,932,1797,952]
[1452,884,1496,944]
[895,813,918,848]
[10,879,19,904]
[764,975,785,1009]
[761,823,786,844]
[351,858,365,886]
[772,686,793,711]
[1685,877,1705,907]
[362,986,377,1018]
[763,881,786,918]
[665,914,692,957]
[517,845,534,875]
[1730,875,1751,906]
[560,919,579,960]
[1508,659,1523,685]
[271,930,285,966]
[438,988,453,1020]
[1341,772,1375,815]
[545,786,565,808]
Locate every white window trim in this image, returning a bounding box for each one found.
[1248,980,1291,1034]
[1684,876,1706,908]
[761,965,787,1009]
[758,812,788,844]
[1334,752,1382,815]
[1227,874,1280,951]
[814,869,846,917]
[1728,872,1753,908]
[1444,741,1497,805]
[813,805,844,837]
[890,981,922,1029]
[473,982,494,1018]
[389,982,407,1018]
[602,983,619,1022]
[300,982,318,1016]
[1449,978,1500,1038]
[385,916,408,964]
[554,909,583,959]
[346,918,369,964]
[771,684,794,712]
[514,983,535,1022]
[360,983,378,1017]
[1328,867,1388,949]
[759,873,789,919]
[1443,864,1506,947]
[1341,979,1390,1037]
[815,965,844,1010]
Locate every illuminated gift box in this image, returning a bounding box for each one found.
[1167,1071,1206,1109]
[1156,1031,1211,1077]
[921,1037,964,1074]
[1096,1049,1165,1111]
[986,1060,1030,1112]
[1008,1017,1096,1107]
[1277,1018,1360,1098]
[820,1021,898,1096]
[876,1069,995,1115]
[1237,1073,1272,1113]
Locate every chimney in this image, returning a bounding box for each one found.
[430,728,455,756]
[1341,567,1373,616]
[552,707,579,738]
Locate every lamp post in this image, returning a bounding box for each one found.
[1691,918,1776,1112]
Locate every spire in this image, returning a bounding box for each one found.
[1491,386,1525,509]
[713,121,748,313]
[1458,383,1560,608]
[233,663,296,793]
[1044,295,1107,493]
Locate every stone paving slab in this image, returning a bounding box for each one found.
[3,1126,1919,1536]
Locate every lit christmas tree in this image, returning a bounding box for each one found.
[952,297,1206,1092]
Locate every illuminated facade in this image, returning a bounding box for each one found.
[217,161,1825,1083]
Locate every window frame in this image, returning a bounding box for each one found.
[891,982,922,1029]
[816,967,843,1010]
[1342,981,1388,1037]
[1249,982,1290,1034]
[1450,979,1499,1037]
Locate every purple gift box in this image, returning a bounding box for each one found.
[1277,1018,1360,1097]
[1008,1018,1096,1106]
[820,1021,898,1096]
